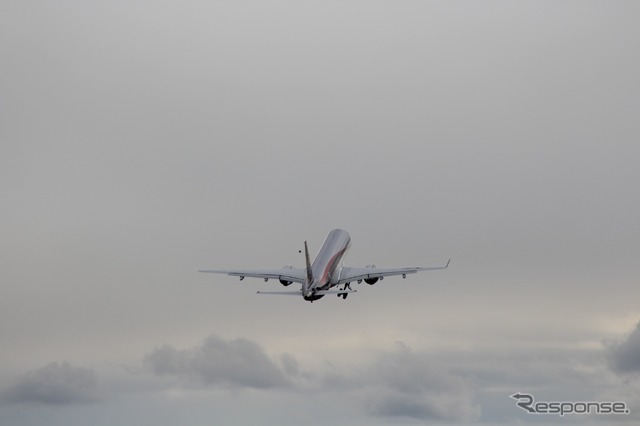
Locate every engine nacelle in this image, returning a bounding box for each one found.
[280,265,294,286]
[364,264,378,285]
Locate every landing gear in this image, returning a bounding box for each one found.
[337,283,351,299]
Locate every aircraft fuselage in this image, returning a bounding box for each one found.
[304,228,351,301]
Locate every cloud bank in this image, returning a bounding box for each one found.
[359,343,481,422]
[143,336,480,421]
[608,321,640,374]
[3,330,637,423]
[144,335,293,389]
[1,362,102,405]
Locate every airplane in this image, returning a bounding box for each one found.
[200,228,449,302]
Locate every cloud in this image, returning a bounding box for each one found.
[1,362,102,405]
[144,335,292,389]
[141,337,479,421]
[360,342,481,422]
[607,321,640,374]
[314,342,480,422]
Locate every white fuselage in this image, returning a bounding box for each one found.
[304,229,351,300]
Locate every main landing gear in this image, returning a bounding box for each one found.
[337,282,352,299]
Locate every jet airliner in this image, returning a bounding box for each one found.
[200,229,449,302]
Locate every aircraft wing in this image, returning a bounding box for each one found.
[199,268,307,284]
[337,259,450,285]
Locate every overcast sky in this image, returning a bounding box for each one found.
[2,1,640,425]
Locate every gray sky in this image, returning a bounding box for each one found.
[2,1,640,424]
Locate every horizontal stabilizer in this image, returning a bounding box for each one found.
[256,291,302,296]
[314,289,357,296]
[256,289,357,296]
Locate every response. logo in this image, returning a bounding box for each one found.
[511,392,630,417]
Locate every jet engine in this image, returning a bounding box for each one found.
[364,264,379,285]
[279,265,294,286]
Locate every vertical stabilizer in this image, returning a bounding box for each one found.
[304,241,313,283]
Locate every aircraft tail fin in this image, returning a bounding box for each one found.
[304,241,313,283]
